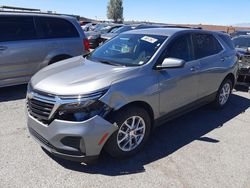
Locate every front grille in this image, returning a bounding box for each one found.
[27,91,56,124]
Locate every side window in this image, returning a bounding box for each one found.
[35,17,79,39]
[192,33,223,59]
[166,34,193,62]
[0,16,36,42]
[218,34,235,50]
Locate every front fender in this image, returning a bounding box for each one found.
[99,72,160,119]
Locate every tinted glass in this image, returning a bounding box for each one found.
[88,34,167,66]
[193,34,223,59]
[232,37,250,48]
[100,26,120,34]
[219,34,235,50]
[167,34,193,62]
[36,17,79,39]
[232,31,250,37]
[113,26,133,34]
[0,16,36,42]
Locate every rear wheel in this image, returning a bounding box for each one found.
[105,106,151,158]
[213,79,233,109]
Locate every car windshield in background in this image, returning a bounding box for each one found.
[112,26,133,34]
[94,24,109,32]
[233,37,250,48]
[88,34,167,66]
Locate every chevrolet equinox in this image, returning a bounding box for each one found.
[26,28,238,163]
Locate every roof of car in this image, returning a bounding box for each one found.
[232,35,250,39]
[0,12,76,20]
[123,27,209,37]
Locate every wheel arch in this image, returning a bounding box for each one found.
[113,101,155,129]
[224,73,236,87]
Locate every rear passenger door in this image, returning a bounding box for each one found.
[192,33,224,98]
[0,16,46,86]
[158,34,200,115]
[34,17,83,60]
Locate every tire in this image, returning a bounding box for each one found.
[105,106,151,159]
[213,78,233,109]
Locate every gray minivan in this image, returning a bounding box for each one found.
[27,28,238,163]
[0,13,89,88]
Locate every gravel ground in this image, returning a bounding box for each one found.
[0,85,249,188]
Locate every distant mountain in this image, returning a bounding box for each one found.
[234,23,250,27]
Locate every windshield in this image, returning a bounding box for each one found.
[87,34,167,66]
[233,37,250,48]
[94,24,110,32]
[113,26,133,34]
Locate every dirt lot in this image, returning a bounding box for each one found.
[0,85,249,188]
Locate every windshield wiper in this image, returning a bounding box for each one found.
[99,60,122,66]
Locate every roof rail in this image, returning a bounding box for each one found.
[0,5,80,20]
[0,6,41,12]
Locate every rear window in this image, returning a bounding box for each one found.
[35,17,79,39]
[219,34,235,50]
[193,34,223,59]
[0,16,36,42]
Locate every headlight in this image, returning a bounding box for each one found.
[55,90,111,122]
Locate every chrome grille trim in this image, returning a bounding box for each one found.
[27,90,59,123]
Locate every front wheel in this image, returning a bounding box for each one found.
[105,106,151,159]
[213,79,233,109]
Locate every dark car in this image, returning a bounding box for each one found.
[232,35,250,86]
[231,30,250,38]
[85,23,122,49]
[100,25,136,43]
[100,24,194,43]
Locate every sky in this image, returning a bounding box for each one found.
[1,0,250,25]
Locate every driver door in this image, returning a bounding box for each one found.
[158,34,200,116]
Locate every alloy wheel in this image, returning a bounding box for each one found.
[117,116,146,152]
[219,83,231,106]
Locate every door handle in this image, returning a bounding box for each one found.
[190,67,196,71]
[0,46,8,51]
[221,56,229,62]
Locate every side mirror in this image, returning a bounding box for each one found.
[156,58,185,69]
[247,47,250,53]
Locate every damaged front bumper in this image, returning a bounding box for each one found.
[27,113,118,162]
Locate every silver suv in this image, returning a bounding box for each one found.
[26,28,238,163]
[0,13,89,88]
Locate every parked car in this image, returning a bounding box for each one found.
[0,13,89,88]
[100,25,136,43]
[100,24,196,43]
[231,30,250,38]
[232,35,250,86]
[26,28,237,163]
[85,23,122,49]
[81,22,97,32]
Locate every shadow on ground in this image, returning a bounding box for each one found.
[0,84,27,102]
[45,92,250,176]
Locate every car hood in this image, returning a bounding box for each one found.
[101,33,117,39]
[236,47,250,55]
[31,56,138,96]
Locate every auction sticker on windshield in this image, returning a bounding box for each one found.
[141,36,158,43]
